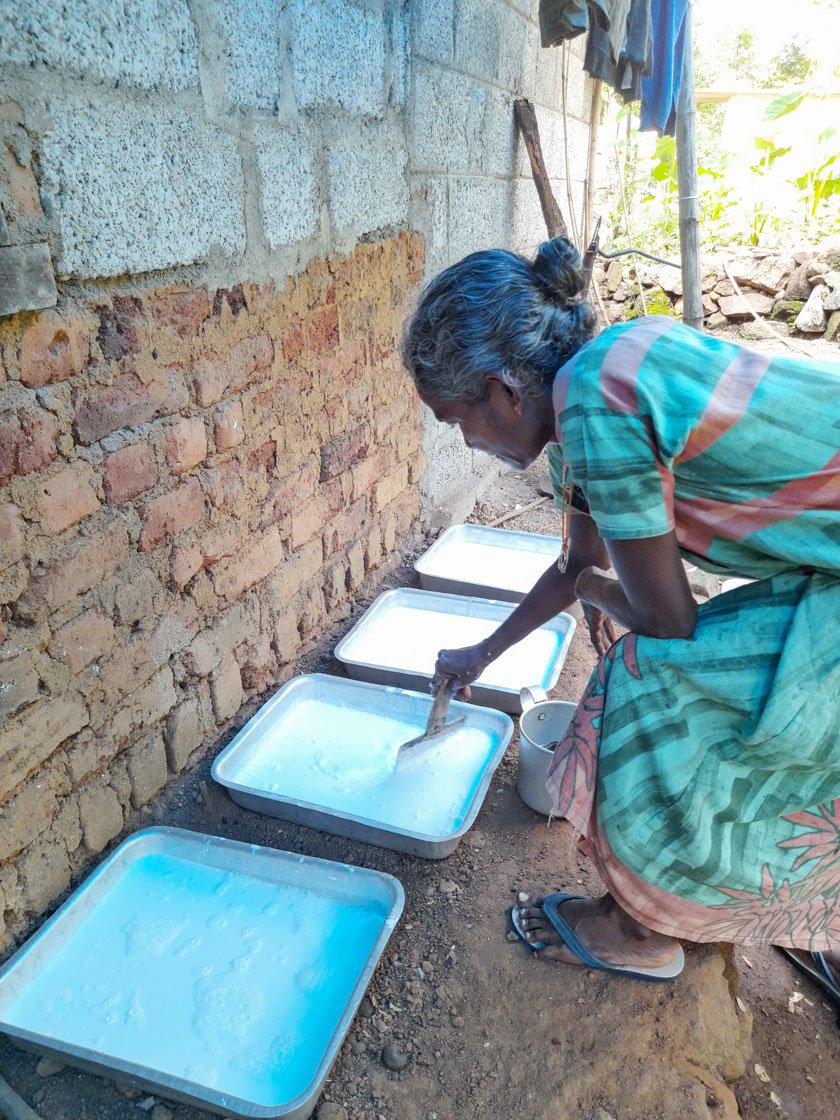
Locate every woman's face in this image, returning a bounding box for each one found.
[420,377,549,471]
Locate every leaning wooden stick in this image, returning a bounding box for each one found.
[513,99,568,241]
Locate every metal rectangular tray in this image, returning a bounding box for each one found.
[0,827,403,1120]
[415,523,565,602]
[212,674,513,859]
[334,587,576,713]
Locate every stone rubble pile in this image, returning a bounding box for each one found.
[594,244,840,343]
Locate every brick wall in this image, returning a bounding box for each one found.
[0,232,424,948]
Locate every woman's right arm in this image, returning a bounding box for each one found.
[432,509,612,695]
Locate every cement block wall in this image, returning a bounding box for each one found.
[407,0,593,524]
[0,0,592,942]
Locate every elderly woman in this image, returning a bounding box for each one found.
[401,237,840,989]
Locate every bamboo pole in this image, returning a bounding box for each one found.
[676,3,703,330]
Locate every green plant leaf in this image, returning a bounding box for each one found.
[763,89,807,120]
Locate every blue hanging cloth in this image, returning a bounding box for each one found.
[639,0,688,135]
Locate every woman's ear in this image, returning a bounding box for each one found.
[485,374,525,413]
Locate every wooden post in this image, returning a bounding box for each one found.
[676,3,703,330]
[513,99,568,240]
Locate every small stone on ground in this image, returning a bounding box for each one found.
[35,1058,64,1077]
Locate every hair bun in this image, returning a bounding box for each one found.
[531,237,585,304]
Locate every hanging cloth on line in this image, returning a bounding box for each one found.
[539,0,688,136]
[585,0,652,103]
[539,0,610,46]
[539,0,653,105]
[639,0,689,135]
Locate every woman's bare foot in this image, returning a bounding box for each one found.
[515,892,679,969]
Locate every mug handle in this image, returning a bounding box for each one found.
[519,686,549,711]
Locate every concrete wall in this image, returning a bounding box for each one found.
[0,0,592,943]
[407,1,593,523]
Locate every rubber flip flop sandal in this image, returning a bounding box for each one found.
[509,894,585,952]
[777,947,840,1009]
[510,892,684,982]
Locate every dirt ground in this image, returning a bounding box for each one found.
[1,328,838,1120]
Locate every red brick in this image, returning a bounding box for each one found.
[211,527,284,601]
[363,525,383,573]
[96,295,143,361]
[322,393,349,437]
[165,416,207,474]
[261,453,319,528]
[372,462,409,513]
[16,407,59,475]
[0,561,27,606]
[258,450,318,519]
[320,422,371,481]
[201,459,244,509]
[253,366,312,412]
[291,479,343,549]
[213,399,244,452]
[346,382,369,416]
[240,633,276,692]
[346,540,365,589]
[74,369,189,444]
[104,442,158,503]
[397,423,423,462]
[19,310,91,388]
[98,634,158,703]
[0,694,89,802]
[0,503,24,571]
[17,520,129,621]
[320,340,366,389]
[192,335,273,406]
[350,446,392,502]
[281,323,305,363]
[170,544,203,589]
[323,496,368,557]
[47,608,115,672]
[139,477,205,552]
[247,439,276,475]
[152,288,211,338]
[306,305,339,353]
[323,558,347,609]
[37,463,100,533]
[200,522,245,566]
[0,414,20,486]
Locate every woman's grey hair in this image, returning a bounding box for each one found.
[400,237,596,404]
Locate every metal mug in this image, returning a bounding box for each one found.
[516,687,577,816]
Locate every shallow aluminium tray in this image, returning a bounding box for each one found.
[415,523,565,602]
[334,587,576,713]
[0,827,403,1120]
[212,674,513,859]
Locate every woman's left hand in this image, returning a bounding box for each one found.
[575,566,621,654]
[580,602,618,655]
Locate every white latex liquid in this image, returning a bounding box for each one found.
[423,537,555,593]
[2,853,386,1108]
[233,698,496,836]
[344,605,562,689]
